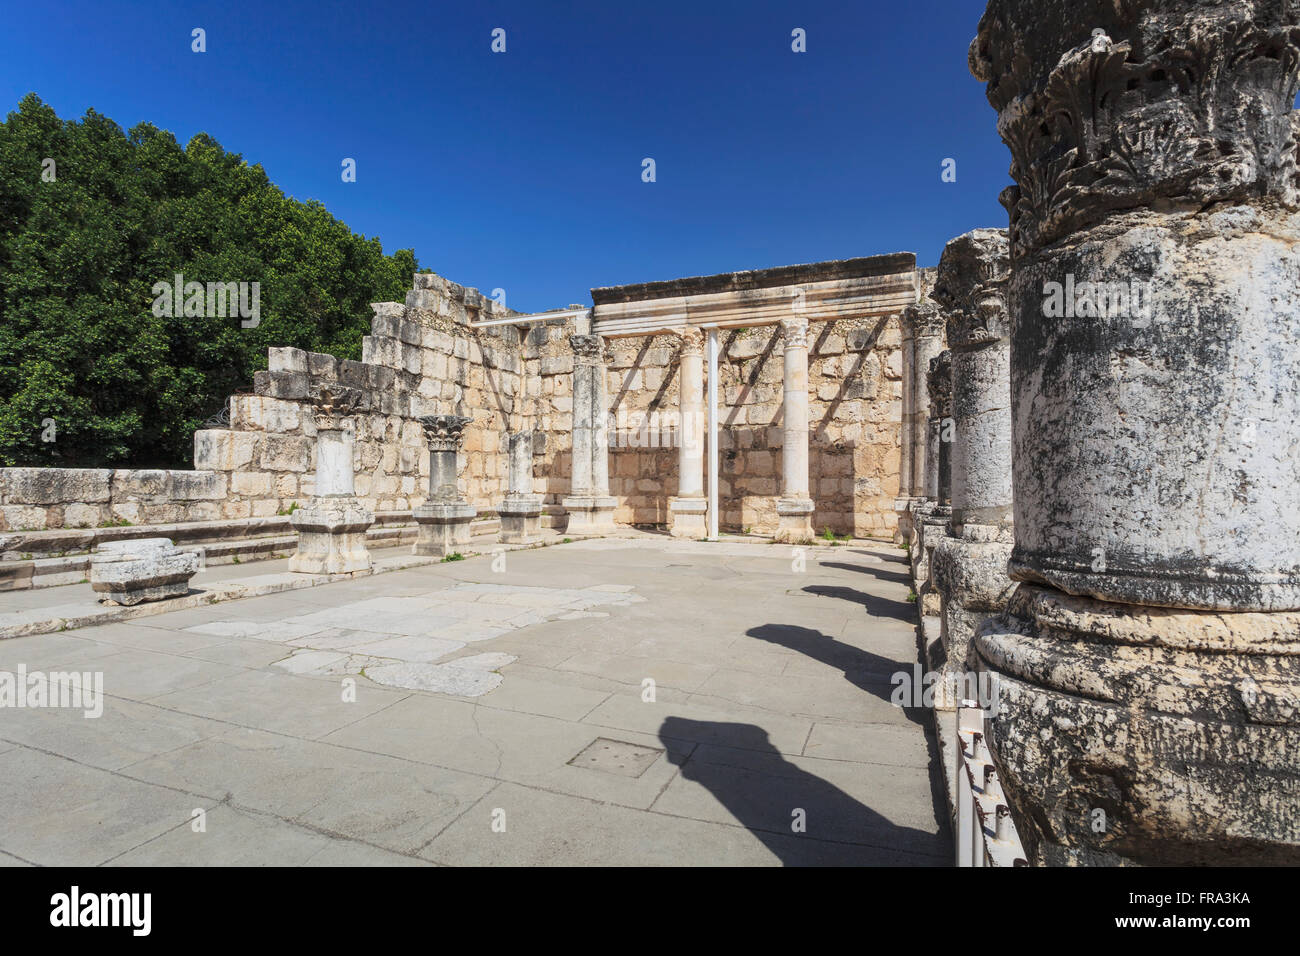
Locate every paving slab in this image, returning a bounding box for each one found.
[0,532,949,865]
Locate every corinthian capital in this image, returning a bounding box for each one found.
[671,326,705,356]
[973,0,1300,256]
[780,315,809,350]
[419,414,472,452]
[569,334,608,364]
[932,228,1011,347]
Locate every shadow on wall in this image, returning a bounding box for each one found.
[659,717,947,865]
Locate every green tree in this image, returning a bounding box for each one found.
[0,94,417,467]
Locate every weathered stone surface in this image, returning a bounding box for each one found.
[1,468,112,505]
[89,537,199,606]
[976,585,1300,865]
[972,0,1300,865]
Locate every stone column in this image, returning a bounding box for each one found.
[668,327,707,537]
[928,229,1016,710]
[563,334,617,535]
[775,315,814,544]
[413,414,476,557]
[894,309,916,545]
[901,301,947,554]
[499,430,542,545]
[915,351,951,617]
[289,387,373,575]
[971,0,1300,864]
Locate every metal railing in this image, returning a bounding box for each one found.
[955,701,1028,867]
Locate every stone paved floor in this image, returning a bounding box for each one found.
[0,535,950,866]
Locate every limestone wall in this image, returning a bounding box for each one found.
[190,273,533,519]
[586,319,903,536]
[0,467,227,531]
[2,270,905,539]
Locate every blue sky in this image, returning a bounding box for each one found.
[1,0,1008,313]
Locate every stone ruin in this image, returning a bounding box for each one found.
[4,0,1300,865]
[913,0,1300,865]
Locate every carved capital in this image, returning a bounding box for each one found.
[902,301,946,341]
[419,414,472,452]
[671,326,705,356]
[927,351,954,419]
[974,0,1300,256]
[933,228,1011,347]
[309,385,366,430]
[569,334,608,365]
[780,316,809,350]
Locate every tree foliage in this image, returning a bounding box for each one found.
[0,94,417,467]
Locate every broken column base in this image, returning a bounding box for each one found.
[917,509,951,616]
[90,537,200,606]
[930,535,1015,710]
[975,584,1300,866]
[288,497,374,575]
[413,501,477,557]
[773,498,815,544]
[894,496,919,546]
[668,497,708,538]
[562,495,617,536]
[498,496,542,545]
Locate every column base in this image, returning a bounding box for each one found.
[90,538,200,605]
[288,498,374,575]
[916,508,951,616]
[975,585,1300,866]
[498,496,543,545]
[668,497,708,538]
[929,535,1015,710]
[413,501,477,557]
[562,496,617,536]
[773,498,815,544]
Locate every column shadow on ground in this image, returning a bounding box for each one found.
[659,717,948,865]
[801,583,914,622]
[817,560,912,586]
[746,622,925,727]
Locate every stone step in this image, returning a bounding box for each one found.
[0,514,503,591]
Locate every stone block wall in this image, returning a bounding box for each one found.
[190,273,532,519]
[0,467,227,531]
[1,270,905,539]
[547,318,903,536]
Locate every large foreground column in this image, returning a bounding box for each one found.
[929,229,1016,709]
[971,0,1300,864]
[563,334,617,535]
[413,414,476,557]
[775,315,814,544]
[289,387,373,574]
[668,327,708,538]
[499,430,542,545]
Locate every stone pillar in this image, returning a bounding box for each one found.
[928,229,1016,710]
[563,334,617,535]
[289,387,373,575]
[970,0,1300,864]
[668,327,707,537]
[915,351,951,617]
[499,430,542,545]
[413,414,476,557]
[900,301,947,552]
[894,310,916,545]
[775,315,814,544]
